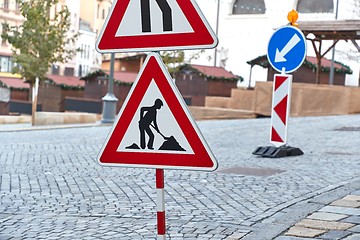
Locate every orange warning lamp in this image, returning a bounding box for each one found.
[287,9,299,27]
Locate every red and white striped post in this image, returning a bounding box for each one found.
[270,73,292,147]
[253,72,303,157]
[156,169,166,239]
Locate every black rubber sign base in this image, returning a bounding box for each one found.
[252,145,304,158]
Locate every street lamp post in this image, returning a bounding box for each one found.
[101,53,118,123]
[214,0,220,67]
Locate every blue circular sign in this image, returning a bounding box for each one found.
[267,26,307,73]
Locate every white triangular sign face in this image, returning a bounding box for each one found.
[96,0,218,53]
[117,80,194,155]
[117,0,194,37]
[98,53,218,171]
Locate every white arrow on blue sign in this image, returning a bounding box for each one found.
[267,25,307,73]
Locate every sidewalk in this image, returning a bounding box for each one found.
[279,188,360,239]
[241,177,360,240]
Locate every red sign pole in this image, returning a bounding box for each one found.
[156,169,166,239]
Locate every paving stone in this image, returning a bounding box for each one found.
[330,199,360,208]
[348,225,360,233]
[351,191,360,196]
[275,236,314,240]
[285,226,326,238]
[307,212,347,221]
[343,195,360,202]
[318,230,351,239]
[225,231,249,240]
[319,206,360,216]
[342,216,360,224]
[343,233,360,240]
[296,219,354,231]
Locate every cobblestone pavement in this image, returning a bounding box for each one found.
[0,114,360,239]
[277,191,360,240]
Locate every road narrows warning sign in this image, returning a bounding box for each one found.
[98,53,218,171]
[96,0,218,52]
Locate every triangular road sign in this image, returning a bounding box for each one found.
[98,53,218,171]
[96,0,218,53]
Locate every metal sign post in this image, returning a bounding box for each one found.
[101,53,118,123]
[156,169,166,239]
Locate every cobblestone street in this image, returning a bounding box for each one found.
[1,114,360,239]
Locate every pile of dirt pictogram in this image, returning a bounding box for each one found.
[126,136,185,151]
[159,136,185,151]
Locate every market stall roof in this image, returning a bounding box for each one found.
[188,64,239,79]
[0,77,29,90]
[298,20,360,41]
[247,55,352,74]
[47,75,85,89]
[80,70,137,84]
[296,20,360,84]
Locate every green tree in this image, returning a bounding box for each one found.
[160,50,205,77]
[1,0,77,87]
[160,50,185,76]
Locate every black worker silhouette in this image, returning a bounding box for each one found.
[126,98,185,151]
[139,98,163,150]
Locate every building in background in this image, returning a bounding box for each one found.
[2,0,358,87]
[79,0,112,67]
[0,0,23,78]
[175,64,241,106]
[76,19,98,77]
[52,0,80,77]
[193,0,360,87]
[0,0,103,79]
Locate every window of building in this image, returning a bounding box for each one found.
[88,45,91,59]
[0,25,6,46]
[3,0,9,10]
[297,0,334,13]
[232,0,266,14]
[102,9,105,19]
[0,56,13,73]
[15,1,20,13]
[80,44,84,59]
[64,67,74,76]
[78,65,82,77]
[86,45,89,59]
[51,64,59,75]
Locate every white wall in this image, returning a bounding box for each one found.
[190,0,359,87]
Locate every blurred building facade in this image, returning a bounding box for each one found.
[195,0,360,87]
[0,0,23,78]
[1,0,359,87]
[0,0,107,79]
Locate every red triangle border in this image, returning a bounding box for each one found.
[96,0,218,52]
[98,53,217,171]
